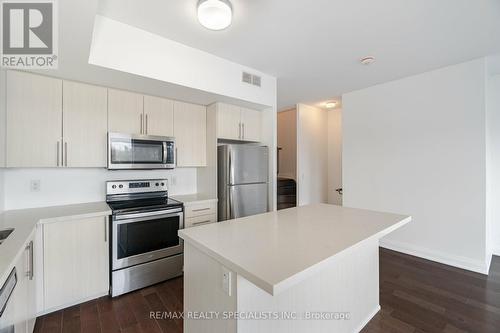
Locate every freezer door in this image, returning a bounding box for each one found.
[228,145,268,185]
[228,183,268,219]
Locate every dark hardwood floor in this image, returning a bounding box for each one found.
[34,249,500,333]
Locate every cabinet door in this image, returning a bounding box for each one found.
[108,88,144,134]
[26,238,36,333]
[143,95,174,136]
[6,70,62,167]
[217,103,241,140]
[43,217,109,311]
[240,107,262,142]
[10,245,29,333]
[174,101,207,167]
[63,81,108,167]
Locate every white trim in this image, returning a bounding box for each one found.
[380,239,489,275]
[354,305,380,333]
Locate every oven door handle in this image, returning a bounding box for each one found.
[114,210,183,223]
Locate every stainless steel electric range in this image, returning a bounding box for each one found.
[106,179,184,297]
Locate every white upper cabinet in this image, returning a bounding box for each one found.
[174,101,207,167]
[217,103,241,140]
[216,103,262,142]
[108,88,144,135]
[143,95,174,136]
[6,71,62,167]
[63,81,108,167]
[240,107,262,142]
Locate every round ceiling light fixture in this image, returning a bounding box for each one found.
[197,0,233,31]
[360,56,375,65]
[325,101,338,109]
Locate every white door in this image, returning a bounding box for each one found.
[174,101,207,167]
[240,107,262,142]
[63,81,108,167]
[108,88,144,134]
[217,103,241,140]
[43,217,109,311]
[143,95,174,136]
[6,70,63,167]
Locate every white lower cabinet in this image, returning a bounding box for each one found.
[184,200,218,228]
[43,216,109,311]
[1,233,36,333]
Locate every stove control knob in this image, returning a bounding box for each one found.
[155,183,159,186]
[111,185,117,189]
[161,182,165,186]
[119,184,123,188]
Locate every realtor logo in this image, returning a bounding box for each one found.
[1,0,58,68]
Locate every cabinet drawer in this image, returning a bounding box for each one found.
[184,202,217,218]
[185,214,217,228]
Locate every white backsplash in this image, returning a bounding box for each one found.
[3,168,197,210]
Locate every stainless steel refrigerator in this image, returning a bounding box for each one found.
[218,145,269,221]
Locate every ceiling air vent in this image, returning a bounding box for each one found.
[242,72,252,84]
[252,75,261,87]
[242,71,262,87]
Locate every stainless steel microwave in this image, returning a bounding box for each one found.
[107,133,175,170]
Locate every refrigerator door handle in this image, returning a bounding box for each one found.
[228,186,233,219]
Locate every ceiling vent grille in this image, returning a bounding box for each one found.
[242,71,261,87]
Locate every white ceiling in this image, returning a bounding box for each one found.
[98,0,500,110]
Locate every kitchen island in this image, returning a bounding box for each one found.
[178,204,410,333]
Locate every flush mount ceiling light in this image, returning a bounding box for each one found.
[360,56,375,65]
[197,0,233,31]
[325,101,338,109]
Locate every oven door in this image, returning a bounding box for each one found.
[108,133,175,170]
[112,209,184,270]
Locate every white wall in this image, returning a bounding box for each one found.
[328,109,343,205]
[89,15,277,109]
[277,109,297,180]
[487,74,500,255]
[297,104,328,205]
[343,59,489,273]
[3,168,197,210]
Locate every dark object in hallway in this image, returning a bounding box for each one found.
[34,249,500,333]
[277,177,296,210]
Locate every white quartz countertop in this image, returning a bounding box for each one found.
[171,193,217,205]
[0,202,111,286]
[179,204,411,295]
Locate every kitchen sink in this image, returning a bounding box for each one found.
[0,228,14,245]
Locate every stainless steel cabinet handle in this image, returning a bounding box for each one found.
[26,241,33,280]
[56,141,60,166]
[243,123,245,140]
[64,142,68,167]
[192,220,212,226]
[238,123,242,139]
[145,114,148,134]
[192,207,210,212]
[104,219,107,242]
[140,114,143,134]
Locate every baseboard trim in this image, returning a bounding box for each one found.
[37,291,108,316]
[380,239,489,275]
[355,305,380,333]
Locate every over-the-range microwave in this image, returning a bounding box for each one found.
[107,132,175,170]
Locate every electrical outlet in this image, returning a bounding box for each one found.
[30,180,41,192]
[222,267,232,296]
